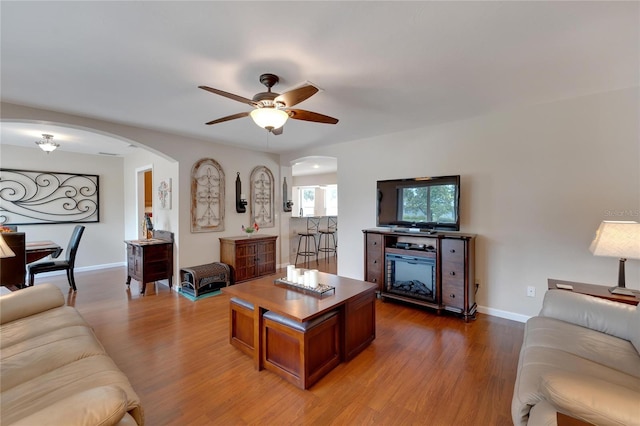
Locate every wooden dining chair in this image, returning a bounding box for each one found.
[28,225,85,291]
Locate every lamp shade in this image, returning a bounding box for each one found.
[0,234,16,259]
[589,221,640,259]
[250,108,288,130]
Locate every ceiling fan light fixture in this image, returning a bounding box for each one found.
[35,134,60,153]
[250,108,289,131]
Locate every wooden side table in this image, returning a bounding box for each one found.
[125,238,174,294]
[547,278,639,306]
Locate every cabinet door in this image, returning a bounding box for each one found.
[235,242,257,282]
[364,233,384,290]
[441,239,466,311]
[257,239,276,276]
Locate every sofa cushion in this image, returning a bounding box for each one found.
[539,290,635,340]
[524,316,640,378]
[1,325,107,391]
[540,372,640,426]
[0,355,143,425]
[9,385,129,426]
[0,305,89,349]
[0,283,65,325]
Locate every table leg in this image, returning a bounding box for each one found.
[254,307,265,370]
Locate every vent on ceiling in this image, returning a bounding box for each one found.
[98,152,118,156]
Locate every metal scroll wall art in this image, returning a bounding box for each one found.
[191,158,225,232]
[0,168,99,225]
[250,166,274,228]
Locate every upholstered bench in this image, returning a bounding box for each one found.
[229,297,255,358]
[262,310,341,389]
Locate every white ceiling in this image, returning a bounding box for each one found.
[1,1,638,169]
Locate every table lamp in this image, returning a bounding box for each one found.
[589,220,640,294]
[0,233,16,258]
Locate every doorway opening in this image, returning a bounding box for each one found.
[136,166,153,239]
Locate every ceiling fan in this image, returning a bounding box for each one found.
[199,73,339,135]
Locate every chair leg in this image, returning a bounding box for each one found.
[29,272,35,287]
[295,236,303,266]
[67,268,77,291]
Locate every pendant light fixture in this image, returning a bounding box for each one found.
[35,134,59,153]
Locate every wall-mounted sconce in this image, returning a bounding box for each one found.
[283,177,294,212]
[236,172,247,213]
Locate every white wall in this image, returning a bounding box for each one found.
[292,172,337,186]
[0,145,125,270]
[284,88,640,319]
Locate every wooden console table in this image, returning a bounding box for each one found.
[547,278,639,306]
[363,228,476,320]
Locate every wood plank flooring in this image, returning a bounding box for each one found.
[33,257,524,425]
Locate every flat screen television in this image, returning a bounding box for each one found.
[376,175,460,231]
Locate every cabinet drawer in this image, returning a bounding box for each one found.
[442,281,464,310]
[144,244,171,261]
[365,258,383,285]
[441,239,464,263]
[366,234,383,256]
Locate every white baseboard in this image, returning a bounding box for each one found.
[477,305,530,323]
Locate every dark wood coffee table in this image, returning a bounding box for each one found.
[548,278,639,306]
[222,272,377,372]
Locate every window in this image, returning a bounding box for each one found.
[300,187,316,216]
[325,185,338,216]
[293,184,339,217]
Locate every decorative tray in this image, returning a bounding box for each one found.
[274,278,335,298]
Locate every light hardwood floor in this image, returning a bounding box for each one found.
[34,257,524,425]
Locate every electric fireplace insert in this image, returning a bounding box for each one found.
[385,252,436,303]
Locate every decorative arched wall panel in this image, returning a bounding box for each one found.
[191,158,225,232]
[250,166,274,228]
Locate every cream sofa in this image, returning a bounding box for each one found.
[1,284,144,425]
[512,289,640,426]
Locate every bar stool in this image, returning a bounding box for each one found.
[295,217,320,267]
[317,216,337,260]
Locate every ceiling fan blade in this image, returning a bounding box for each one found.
[272,127,283,136]
[275,85,318,108]
[199,86,257,106]
[287,109,339,124]
[205,111,250,125]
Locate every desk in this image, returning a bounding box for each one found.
[222,272,377,381]
[26,241,63,263]
[548,278,639,306]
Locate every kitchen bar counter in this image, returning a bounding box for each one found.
[289,216,337,262]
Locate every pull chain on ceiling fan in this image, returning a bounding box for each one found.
[199,73,339,135]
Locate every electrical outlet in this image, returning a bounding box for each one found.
[527,286,536,298]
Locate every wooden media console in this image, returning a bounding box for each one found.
[363,228,476,320]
